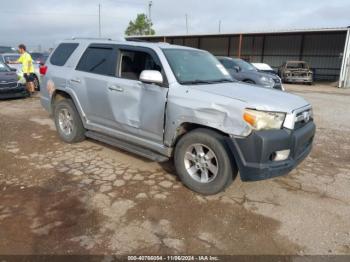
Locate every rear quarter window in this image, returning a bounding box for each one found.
[50,43,79,66]
[76,45,117,76]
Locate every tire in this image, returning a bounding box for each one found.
[54,99,86,143]
[174,128,237,195]
[244,80,255,85]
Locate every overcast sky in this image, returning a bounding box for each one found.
[1,0,349,51]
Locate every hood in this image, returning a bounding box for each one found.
[242,69,279,79]
[0,71,18,82]
[190,82,309,113]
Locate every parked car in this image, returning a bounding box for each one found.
[252,63,278,75]
[31,52,49,65]
[0,53,41,90]
[41,39,315,195]
[279,61,313,85]
[0,61,28,99]
[0,46,15,54]
[217,57,284,91]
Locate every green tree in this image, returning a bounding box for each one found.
[125,13,155,36]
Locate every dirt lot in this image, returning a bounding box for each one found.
[0,84,350,255]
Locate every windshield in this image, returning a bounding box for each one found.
[163,49,233,85]
[4,55,20,63]
[232,59,256,71]
[287,62,308,69]
[0,62,10,72]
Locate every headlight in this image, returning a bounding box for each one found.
[259,76,274,88]
[243,109,286,131]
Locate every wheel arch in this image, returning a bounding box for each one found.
[171,122,229,148]
[51,89,87,125]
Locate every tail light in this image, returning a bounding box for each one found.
[39,65,48,75]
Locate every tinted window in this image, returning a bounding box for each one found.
[219,59,234,69]
[119,50,161,80]
[50,43,79,66]
[232,59,256,71]
[76,46,116,76]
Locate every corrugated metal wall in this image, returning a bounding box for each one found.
[130,31,347,81]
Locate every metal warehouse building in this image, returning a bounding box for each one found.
[127,27,350,88]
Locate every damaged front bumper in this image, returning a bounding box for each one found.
[226,121,316,181]
[285,77,313,83]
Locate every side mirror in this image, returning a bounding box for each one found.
[139,70,163,85]
[234,66,241,72]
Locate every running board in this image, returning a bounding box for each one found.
[85,131,169,162]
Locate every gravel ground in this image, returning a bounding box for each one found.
[0,84,349,255]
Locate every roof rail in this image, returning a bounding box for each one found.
[71,37,113,41]
[125,38,150,42]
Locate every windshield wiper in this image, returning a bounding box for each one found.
[180,79,234,85]
[208,79,234,83]
[180,80,214,85]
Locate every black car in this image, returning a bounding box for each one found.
[0,62,28,99]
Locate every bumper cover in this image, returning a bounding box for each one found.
[285,77,313,83]
[227,121,316,182]
[0,84,28,99]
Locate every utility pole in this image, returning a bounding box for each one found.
[219,20,222,33]
[98,4,102,38]
[185,14,189,34]
[148,1,153,22]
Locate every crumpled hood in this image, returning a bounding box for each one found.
[191,82,310,113]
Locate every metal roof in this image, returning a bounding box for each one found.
[126,26,350,39]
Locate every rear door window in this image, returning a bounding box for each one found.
[50,43,79,66]
[76,45,117,76]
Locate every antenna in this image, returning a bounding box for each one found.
[185,14,189,34]
[148,1,153,22]
[98,4,102,38]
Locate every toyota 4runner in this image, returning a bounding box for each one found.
[40,39,316,195]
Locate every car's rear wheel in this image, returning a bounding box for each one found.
[244,79,255,84]
[174,128,237,195]
[54,99,86,143]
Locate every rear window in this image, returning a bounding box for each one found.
[50,43,79,66]
[76,46,116,76]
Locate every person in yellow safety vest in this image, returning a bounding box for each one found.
[9,44,36,95]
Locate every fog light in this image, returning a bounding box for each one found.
[271,150,290,162]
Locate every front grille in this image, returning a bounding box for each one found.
[0,82,18,88]
[294,109,313,130]
[291,73,308,77]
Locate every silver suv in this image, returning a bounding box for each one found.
[40,39,316,195]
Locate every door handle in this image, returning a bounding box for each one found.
[108,85,124,92]
[70,78,81,84]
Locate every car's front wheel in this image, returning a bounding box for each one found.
[174,129,237,195]
[54,99,86,143]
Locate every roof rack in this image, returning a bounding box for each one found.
[125,38,150,42]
